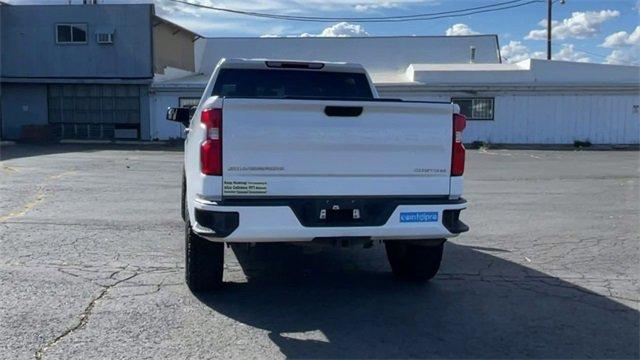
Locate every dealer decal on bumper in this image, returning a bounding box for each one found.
[223,181,267,195]
[400,212,438,223]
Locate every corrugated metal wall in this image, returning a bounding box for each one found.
[379,90,640,144]
[150,91,202,140]
[148,88,639,144]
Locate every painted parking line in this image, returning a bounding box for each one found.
[0,188,46,222]
[0,170,75,222]
[48,170,76,180]
[1,165,20,173]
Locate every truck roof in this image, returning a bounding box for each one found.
[218,58,368,73]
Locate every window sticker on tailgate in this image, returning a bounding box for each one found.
[223,181,267,195]
[400,212,438,223]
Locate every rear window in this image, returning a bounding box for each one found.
[211,69,373,100]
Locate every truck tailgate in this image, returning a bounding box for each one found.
[221,98,453,197]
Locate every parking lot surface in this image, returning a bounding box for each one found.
[1,144,638,359]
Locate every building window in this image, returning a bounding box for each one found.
[179,97,200,119]
[56,24,88,44]
[452,98,494,120]
[96,32,114,44]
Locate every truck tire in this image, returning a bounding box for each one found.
[385,241,444,281]
[185,221,224,292]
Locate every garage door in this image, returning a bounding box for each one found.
[48,84,142,139]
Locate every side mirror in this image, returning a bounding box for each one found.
[166,107,190,127]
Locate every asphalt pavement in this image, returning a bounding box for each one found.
[1,144,638,359]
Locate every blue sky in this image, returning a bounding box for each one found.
[8,0,640,64]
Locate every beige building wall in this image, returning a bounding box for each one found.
[153,19,196,74]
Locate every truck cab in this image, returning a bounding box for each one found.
[167,58,468,292]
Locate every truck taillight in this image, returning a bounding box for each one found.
[200,108,222,175]
[451,113,466,176]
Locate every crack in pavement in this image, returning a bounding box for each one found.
[33,268,140,360]
[107,276,184,299]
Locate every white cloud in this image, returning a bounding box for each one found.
[262,22,369,37]
[554,44,590,63]
[604,49,640,65]
[348,0,439,12]
[601,26,640,48]
[502,42,592,64]
[525,10,620,40]
[300,22,369,37]
[445,23,479,36]
[500,41,530,63]
[500,41,545,63]
[600,26,640,65]
[354,2,398,12]
[628,27,640,45]
[602,31,632,48]
[531,51,546,59]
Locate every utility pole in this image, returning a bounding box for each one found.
[548,0,566,60]
[547,0,552,60]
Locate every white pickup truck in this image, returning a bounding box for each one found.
[167,58,468,292]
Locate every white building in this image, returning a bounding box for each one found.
[150,35,640,144]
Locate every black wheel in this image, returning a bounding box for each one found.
[385,240,444,281]
[181,172,187,221]
[185,221,224,292]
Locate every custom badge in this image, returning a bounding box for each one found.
[399,212,438,223]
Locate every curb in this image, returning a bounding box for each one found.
[465,143,639,151]
[59,139,172,145]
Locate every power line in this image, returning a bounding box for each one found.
[577,49,610,59]
[167,0,544,23]
[322,0,535,21]
[361,1,545,23]
[182,0,531,21]
[166,0,542,22]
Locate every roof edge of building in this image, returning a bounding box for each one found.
[1,77,153,85]
[198,34,499,40]
[377,83,640,92]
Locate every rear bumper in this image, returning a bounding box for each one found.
[192,197,468,243]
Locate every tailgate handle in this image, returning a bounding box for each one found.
[324,106,363,117]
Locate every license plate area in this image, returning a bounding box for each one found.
[309,199,371,227]
[323,206,360,223]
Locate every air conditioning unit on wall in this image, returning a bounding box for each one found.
[96,32,114,44]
